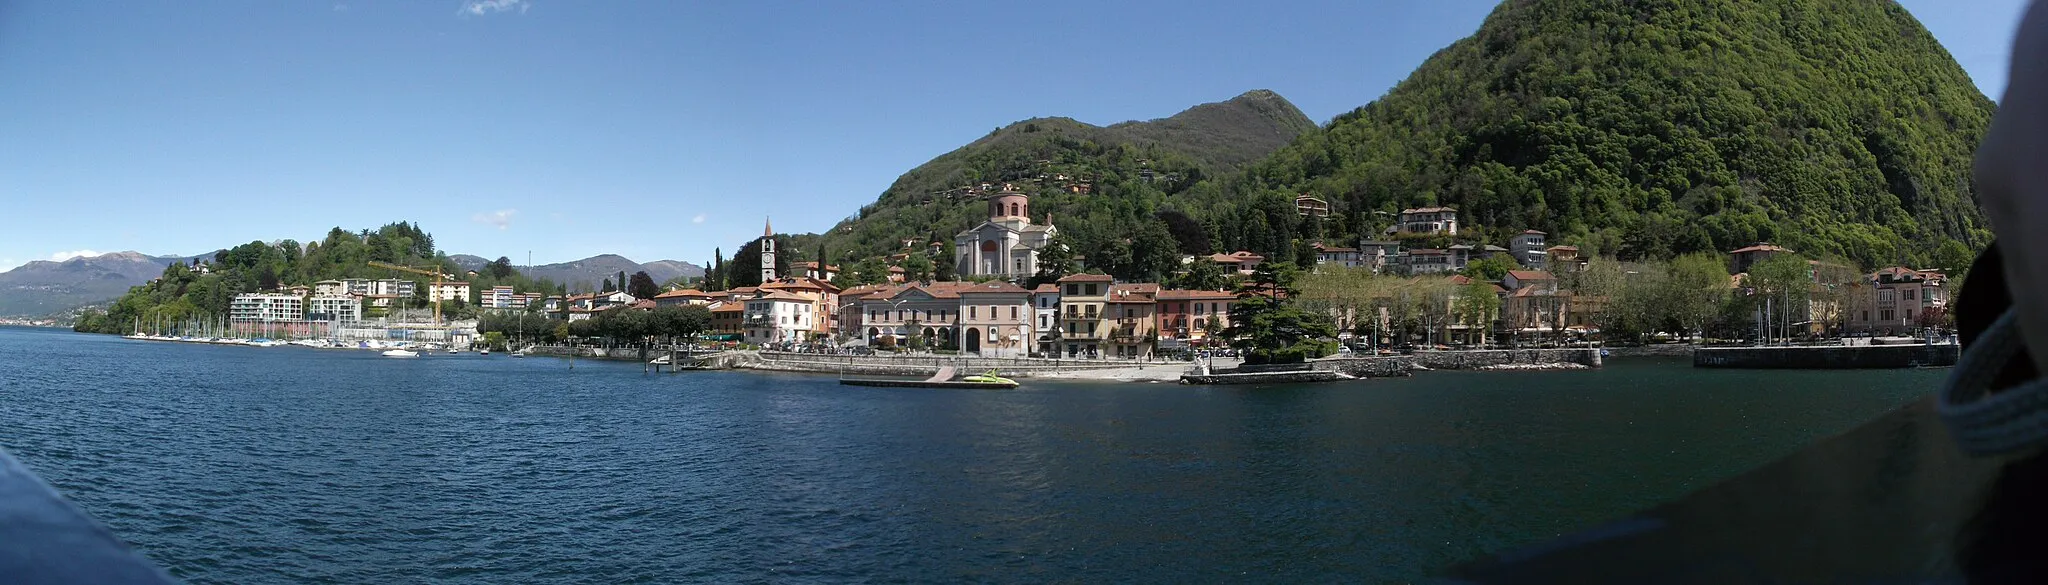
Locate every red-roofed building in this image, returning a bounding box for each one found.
[1846,267,1949,335]
[1394,206,1459,235]
[1313,242,1363,270]
[652,288,716,307]
[1156,289,1237,347]
[1055,274,1115,357]
[1729,243,1795,274]
[1105,283,1162,358]
[1295,194,1330,218]
[1209,251,1266,275]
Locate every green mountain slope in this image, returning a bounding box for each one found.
[1237,0,1993,268]
[820,90,1315,262]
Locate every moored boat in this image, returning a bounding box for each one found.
[381,349,420,358]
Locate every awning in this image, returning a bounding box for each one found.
[704,333,743,341]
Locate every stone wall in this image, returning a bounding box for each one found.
[1694,344,1958,369]
[1408,348,1603,369]
[1307,356,1416,378]
[741,351,1151,378]
[1180,371,1356,385]
[1603,344,1696,358]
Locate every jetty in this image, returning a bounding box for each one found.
[838,366,1019,389]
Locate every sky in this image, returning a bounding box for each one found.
[0,0,2030,271]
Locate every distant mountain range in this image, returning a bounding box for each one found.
[446,254,703,291]
[0,251,215,317]
[0,251,703,317]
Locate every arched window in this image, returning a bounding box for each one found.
[1009,203,1019,216]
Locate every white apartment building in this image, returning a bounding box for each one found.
[313,280,347,297]
[427,281,472,305]
[305,295,362,323]
[343,278,416,298]
[229,293,305,322]
[743,291,815,345]
[483,286,518,309]
[1031,284,1061,356]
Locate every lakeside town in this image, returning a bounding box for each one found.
[83,187,1957,371]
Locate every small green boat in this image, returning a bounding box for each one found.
[960,370,1017,386]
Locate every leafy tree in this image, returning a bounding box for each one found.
[1028,233,1077,287]
[1221,261,1337,364]
[627,271,660,300]
[601,277,615,293]
[901,254,934,282]
[1452,281,1501,344]
[1931,239,1976,280]
[845,257,889,286]
[1155,208,1212,255]
[1172,256,1230,291]
[710,248,726,291]
[1743,254,1813,342]
[1463,256,1517,281]
[1124,217,1181,282]
[487,256,516,279]
[1665,253,1731,340]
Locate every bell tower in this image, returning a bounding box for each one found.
[760,217,776,283]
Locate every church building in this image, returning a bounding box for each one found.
[953,189,1056,279]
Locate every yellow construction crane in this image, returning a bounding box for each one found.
[367,261,450,327]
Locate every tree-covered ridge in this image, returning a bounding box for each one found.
[1238,0,1993,269]
[820,90,1315,261]
[73,222,564,334]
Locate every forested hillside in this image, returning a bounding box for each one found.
[72,223,563,334]
[814,90,1315,269]
[787,0,1993,281]
[1230,0,1993,269]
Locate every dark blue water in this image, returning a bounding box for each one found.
[0,326,1941,583]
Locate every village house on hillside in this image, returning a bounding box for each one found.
[1392,206,1458,236]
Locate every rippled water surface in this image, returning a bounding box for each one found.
[0,326,1943,583]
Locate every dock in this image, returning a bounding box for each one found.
[837,378,1018,389]
[838,366,1020,389]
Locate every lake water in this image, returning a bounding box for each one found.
[0,326,1943,583]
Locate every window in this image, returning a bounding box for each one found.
[971,306,977,319]
[1085,284,1099,296]
[1066,284,1079,296]
[1905,289,1915,300]
[1011,306,1018,319]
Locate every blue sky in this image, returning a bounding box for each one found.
[0,0,2028,271]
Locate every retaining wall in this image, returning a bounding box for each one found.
[1603,344,1696,358]
[1694,344,1958,369]
[1308,356,1417,378]
[1180,371,1356,385]
[1409,348,1603,369]
[742,351,1160,378]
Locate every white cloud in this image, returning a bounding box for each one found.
[50,250,102,262]
[459,0,528,16]
[692,214,707,224]
[472,209,517,230]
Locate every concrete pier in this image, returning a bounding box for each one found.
[1693,343,1957,369]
